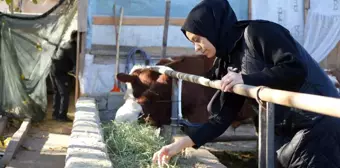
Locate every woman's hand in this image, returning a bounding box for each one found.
[152,143,180,167]
[152,136,194,167]
[221,68,244,92]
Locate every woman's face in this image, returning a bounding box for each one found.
[185,31,216,58]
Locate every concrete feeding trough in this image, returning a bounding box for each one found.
[93,92,125,123]
[65,96,229,168]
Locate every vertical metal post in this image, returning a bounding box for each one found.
[177,79,183,119]
[170,78,179,136]
[258,102,275,168]
[266,102,275,168]
[161,0,171,58]
[258,103,267,168]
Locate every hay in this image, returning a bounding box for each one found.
[102,122,181,168]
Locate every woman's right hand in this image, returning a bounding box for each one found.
[152,136,195,167]
[152,142,181,167]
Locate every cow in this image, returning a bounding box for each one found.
[115,54,257,128]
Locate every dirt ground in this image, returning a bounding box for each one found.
[30,93,75,135]
[3,86,76,168]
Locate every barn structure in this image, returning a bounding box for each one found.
[67,0,340,167]
[76,0,340,97]
[0,0,338,167]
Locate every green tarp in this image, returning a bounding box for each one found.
[0,0,77,121]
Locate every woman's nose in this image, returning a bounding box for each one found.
[194,43,202,52]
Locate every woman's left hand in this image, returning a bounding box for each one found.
[221,68,244,92]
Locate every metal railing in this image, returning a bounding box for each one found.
[149,66,340,168]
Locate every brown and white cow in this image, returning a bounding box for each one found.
[115,54,256,128]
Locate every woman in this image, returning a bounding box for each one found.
[152,0,340,167]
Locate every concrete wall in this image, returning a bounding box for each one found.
[65,97,113,168]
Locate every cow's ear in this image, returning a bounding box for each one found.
[116,73,137,83]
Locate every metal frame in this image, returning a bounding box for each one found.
[170,78,180,135]
[258,102,275,168]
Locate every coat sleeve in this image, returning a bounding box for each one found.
[188,91,245,149]
[241,23,307,89]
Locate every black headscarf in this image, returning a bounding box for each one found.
[181,0,240,60]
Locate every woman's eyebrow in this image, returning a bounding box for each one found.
[192,36,200,42]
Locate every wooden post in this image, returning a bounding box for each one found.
[304,0,310,24]
[0,119,31,167]
[76,0,88,101]
[0,116,8,136]
[161,0,171,58]
[10,0,14,14]
[75,32,81,102]
[248,0,252,20]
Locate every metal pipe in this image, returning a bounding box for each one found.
[177,79,183,119]
[149,67,340,119]
[170,78,179,136]
[161,0,171,58]
[266,102,275,168]
[258,103,267,168]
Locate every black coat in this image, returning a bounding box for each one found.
[190,20,340,168]
[181,1,340,167]
[51,40,77,75]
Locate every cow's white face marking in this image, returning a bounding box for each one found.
[123,64,148,100]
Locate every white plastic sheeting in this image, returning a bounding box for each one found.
[251,0,340,63]
[303,0,340,62]
[251,0,305,44]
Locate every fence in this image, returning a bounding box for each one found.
[149,66,340,168]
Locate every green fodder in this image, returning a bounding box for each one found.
[102,122,181,168]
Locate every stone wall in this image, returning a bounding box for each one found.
[65,97,113,168]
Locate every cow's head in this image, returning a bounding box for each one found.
[116,65,174,127]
